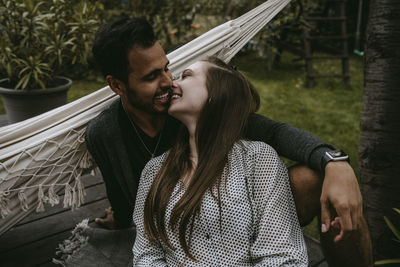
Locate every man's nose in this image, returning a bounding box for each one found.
[160,71,173,88]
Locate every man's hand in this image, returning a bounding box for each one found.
[95,207,116,230]
[320,161,363,242]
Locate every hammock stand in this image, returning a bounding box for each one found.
[0,0,291,236]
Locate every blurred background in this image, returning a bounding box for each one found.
[0,0,371,239]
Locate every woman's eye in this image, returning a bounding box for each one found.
[179,70,191,80]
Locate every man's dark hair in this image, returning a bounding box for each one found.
[92,18,156,84]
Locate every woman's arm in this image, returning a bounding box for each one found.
[248,143,308,266]
[132,160,168,266]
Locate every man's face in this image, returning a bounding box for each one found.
[123,41,172,115]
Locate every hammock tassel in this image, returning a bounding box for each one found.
[79,151,95,169]
[71,185,78,211]
[36,185,48,212]
[48,185,60,207]
[18,190,29,212]
[0,193,11,219]
[63,184,73,208]
[90,167,99,176]
[75,176,85,208]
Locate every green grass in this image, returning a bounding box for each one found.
[66,78,106,103]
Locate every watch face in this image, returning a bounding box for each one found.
[329,150,343,157]
[326,150,349,161]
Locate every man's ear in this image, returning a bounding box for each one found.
[106,75,125,96]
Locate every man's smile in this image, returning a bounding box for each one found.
[153,92,170,103]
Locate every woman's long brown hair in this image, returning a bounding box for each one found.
[143,57,260,260]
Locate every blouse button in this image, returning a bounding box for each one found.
[206,233,210,239]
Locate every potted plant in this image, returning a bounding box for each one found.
[0,0,100,123]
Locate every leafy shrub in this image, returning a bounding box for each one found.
[0,0,101,90]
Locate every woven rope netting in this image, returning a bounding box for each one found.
[0,0,291,235]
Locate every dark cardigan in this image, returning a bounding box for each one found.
[85,99,334,228]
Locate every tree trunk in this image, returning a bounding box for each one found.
[359,0,400,261]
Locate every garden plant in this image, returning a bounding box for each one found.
[0,0,100,90]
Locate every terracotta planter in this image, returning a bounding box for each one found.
[0,76,72,123]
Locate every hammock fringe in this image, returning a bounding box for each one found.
[48,185,60,207]
[63,184,73,209]
[18,190,29,212]
[76,176,85,208]
[0,194,11,219]
[36,185,47,212]
[79,150,94,169]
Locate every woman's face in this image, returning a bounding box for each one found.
[168,61,209,125]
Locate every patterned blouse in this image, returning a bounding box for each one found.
[133,141,308,266]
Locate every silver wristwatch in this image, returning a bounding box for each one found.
[323,149,350,167]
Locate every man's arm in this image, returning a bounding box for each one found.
[246,113,335,172]
[246,113,363,241]
[85,124,133,229]
[97,165,133,229]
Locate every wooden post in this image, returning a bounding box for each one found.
[340,1,350,85]
[303,0,351,87]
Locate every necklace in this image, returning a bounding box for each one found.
[122,103,163,159]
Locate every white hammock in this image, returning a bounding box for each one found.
[0,0,291,235]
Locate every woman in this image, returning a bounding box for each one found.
[132,57,308,266]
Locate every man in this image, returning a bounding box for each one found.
[86,18,372,266]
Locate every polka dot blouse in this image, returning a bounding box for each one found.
[133,141,308,266]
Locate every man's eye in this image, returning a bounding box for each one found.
[144,74,157,81]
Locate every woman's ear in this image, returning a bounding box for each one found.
[106,75,125,96]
